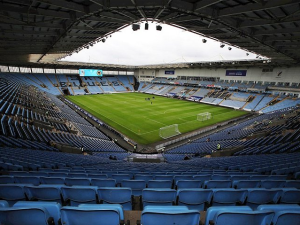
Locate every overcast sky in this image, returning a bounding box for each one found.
[61,23,259,65]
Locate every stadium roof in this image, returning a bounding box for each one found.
[0,0,300,69]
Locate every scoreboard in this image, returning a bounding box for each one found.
[79,69,103,77]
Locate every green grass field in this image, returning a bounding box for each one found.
[66,93,248,145]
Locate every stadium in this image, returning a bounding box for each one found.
[0,1,300,225]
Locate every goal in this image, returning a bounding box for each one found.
[197,112,212,121]
[159,124,181,139]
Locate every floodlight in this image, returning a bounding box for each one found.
[132,24,140,31]
[228,47,232,50]
[220,44,225,48]
[156,25,162,31]
[145,23,149,30]
[202,39,207,43]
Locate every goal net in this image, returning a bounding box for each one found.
[197,112,212,121]
[159,124,181,139]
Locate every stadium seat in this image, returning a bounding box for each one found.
[64,178,91,186]
[121,179,146,196]
[0,184,28,206]
[279,189,300,204]
[0,175,15,184]
[142,188,177,207]
[134,174,154,184]
[173,175,194,183]
[177,188,213,210]
[61,186,97,206]
[193,175,211,182]
[211,189,247,206]
[60,206,121,225]
[97,187,132,210]
[176,180,202,189]
[14,176,40,186]
[204,180,232,189]
[246,188,281,209]
[212,210,274,225]
[140,206,200,225]
[40,177,65,185]
[13,201,61,225]
[271,211,300,225]
[0,207,55,225]
[260,180,286,189]
[111,174,131,186]
[78,204,125,220]
[0,200,8,208]
[154,175,174,182]
[284,181,300,189]
[148,180,173,188]
[232,180,261,189]
[90,178,116,187]
[24,185,63,204]
[205,206,253,225]
[257,204,300,212]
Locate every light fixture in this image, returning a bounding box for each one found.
[132,24,140,31]
[228,47,232,51]
[145,23,149,30]
[156,25,162,31]
[220,44,225,48]
[202,39,207,43]
[102,39,105,43]
[246,53,249,56]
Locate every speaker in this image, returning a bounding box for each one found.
[132,24,140,31]
[156,25,162,31]
[145,23,149,30]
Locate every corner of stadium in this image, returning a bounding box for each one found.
[0,1,300,224]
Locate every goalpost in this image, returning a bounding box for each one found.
[197,112,212,121]
[159,124,181,139]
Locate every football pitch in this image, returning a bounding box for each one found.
[65,93,249,145]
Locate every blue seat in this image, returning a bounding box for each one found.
[78,204,124,220]
[176,180,202,189]
[154,175,173,182]
[148,180,173,188]
[204,180,231,189]
[68,173,87,178]
[24,185,63,204]
[0,184,27,206]
[260,180,286,189]
[90,179,116,187]
[211,175,231,180]
[61,186,97,206]
[60,206,121,225]
[0,200,8,208]
[205,206,253,225]
[280,189,300,204]
[193,175,211,182]
[0,175,15,184]
[111,174,131,186]
[213,210,274,225]
[13,201,61,225]
[87,174,108,179]
[232,180,261,189]
[284,181,300,189]
[257,204,300,212]
[212,188,247,206]
[271,211,300,225]
[121,180,146,196]
[173,175,194,183]
[246,188,281,209]
[177,189,213,211]
[230,175,251,181]
[0,207,54,225]
[40,177,65,185]
[49,172,68,177]
[134,174,154,184]
[141,206,200,225]
[15,176,40,186]
[97,187,132,210]
[65,178,91,186]
[142,188,177,207]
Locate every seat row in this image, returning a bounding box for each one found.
[1,200,300,225]
[1,175,299,189]
[1,184,299,210]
